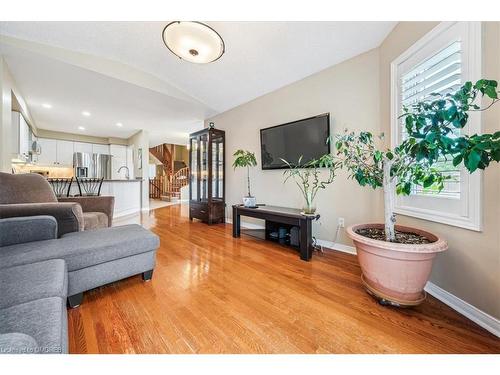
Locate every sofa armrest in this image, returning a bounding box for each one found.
[0,216,58,246]
[59,196,114,227]
[0,202,83,237]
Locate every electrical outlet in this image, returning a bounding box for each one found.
[338,217,345,228]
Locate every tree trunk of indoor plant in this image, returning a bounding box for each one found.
[242,165,256,207]
[383,158,396,242]
[246,165,251,197]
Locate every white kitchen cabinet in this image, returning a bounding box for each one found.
[37,138,58,165]
[74,142,93,154]
[92,144,110,155]
[11,111,31,162]
[38,138,73,166]
[56,140,74,166]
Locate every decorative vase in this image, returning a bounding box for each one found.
[346,223,448,307]
[302,192,316,215]
[302,203,316,215]
[243,196,257,208]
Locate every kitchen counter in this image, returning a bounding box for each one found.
[68,179,143,218]
[103,179,143,182]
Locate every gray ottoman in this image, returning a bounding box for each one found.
[0,224,160,308]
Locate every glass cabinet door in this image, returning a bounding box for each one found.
[190,137,198,201]
[200,133,208,201]
[211,135,224,200]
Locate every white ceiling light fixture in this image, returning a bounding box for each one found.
[42,103,52,109]
[78,126,85,131]
[116,122,123,127]
[162,21,225,64]
[81,111,91,117]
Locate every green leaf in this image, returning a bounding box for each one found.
[466,149,481,173]
[423,175,435,188]
[452,154,463,167]
[492,148,500,162]
[425,133,437,143]
[484,86,498,99]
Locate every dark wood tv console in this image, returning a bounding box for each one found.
[232,205,320,261]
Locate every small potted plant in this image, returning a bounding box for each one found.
[281,154,339,215]
[335,79,499,306]
[232,149,258,207]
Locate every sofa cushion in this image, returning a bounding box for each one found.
[83,211,108,230]
[0,333,39,354]
[0,259,67,309]
[0,224,160,272]
[0,216,58,247]
[0,297,67,354]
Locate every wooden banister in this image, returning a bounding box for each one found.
[149,144,189,201]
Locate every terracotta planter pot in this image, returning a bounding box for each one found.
[346,223,448,307]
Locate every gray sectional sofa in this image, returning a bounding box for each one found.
[0,215,160,354]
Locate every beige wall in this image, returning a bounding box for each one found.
[207,22,500,319]
[379,22,500,319]
[206,48,382,244]
[128,130,150,210]
[174,144,189,164]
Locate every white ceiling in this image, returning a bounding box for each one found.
[0,44,212,145]
[0,21,396,144]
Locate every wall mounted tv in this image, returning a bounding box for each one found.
[260,113,330,170]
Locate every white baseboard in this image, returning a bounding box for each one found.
[315,239,357,255]
[424,281,500,337]
[114,207,141,218]
[225,217,499,336]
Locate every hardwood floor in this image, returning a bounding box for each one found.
[67,204,500,354]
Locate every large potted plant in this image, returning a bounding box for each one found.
[281,154,339,215]
[232,149,258,207]
[335,79,499,306]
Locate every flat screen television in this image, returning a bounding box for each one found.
[260,113,330,170]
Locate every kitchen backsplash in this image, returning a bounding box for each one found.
[12,164,74,178]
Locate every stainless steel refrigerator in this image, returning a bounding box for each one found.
[73,152,112,179]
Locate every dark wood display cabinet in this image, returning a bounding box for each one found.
[188,127,225,224]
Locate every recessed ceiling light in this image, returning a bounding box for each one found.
[42,103,52,109]
[78,126,85,131]
[162,21,225,64]
[81,111,91,117]
[116,122,123,127]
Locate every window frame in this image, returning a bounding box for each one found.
[390,21,483,231]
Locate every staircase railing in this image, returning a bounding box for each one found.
[163,167,190,200]
[149,177,164,199]
[149,143,190,200]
